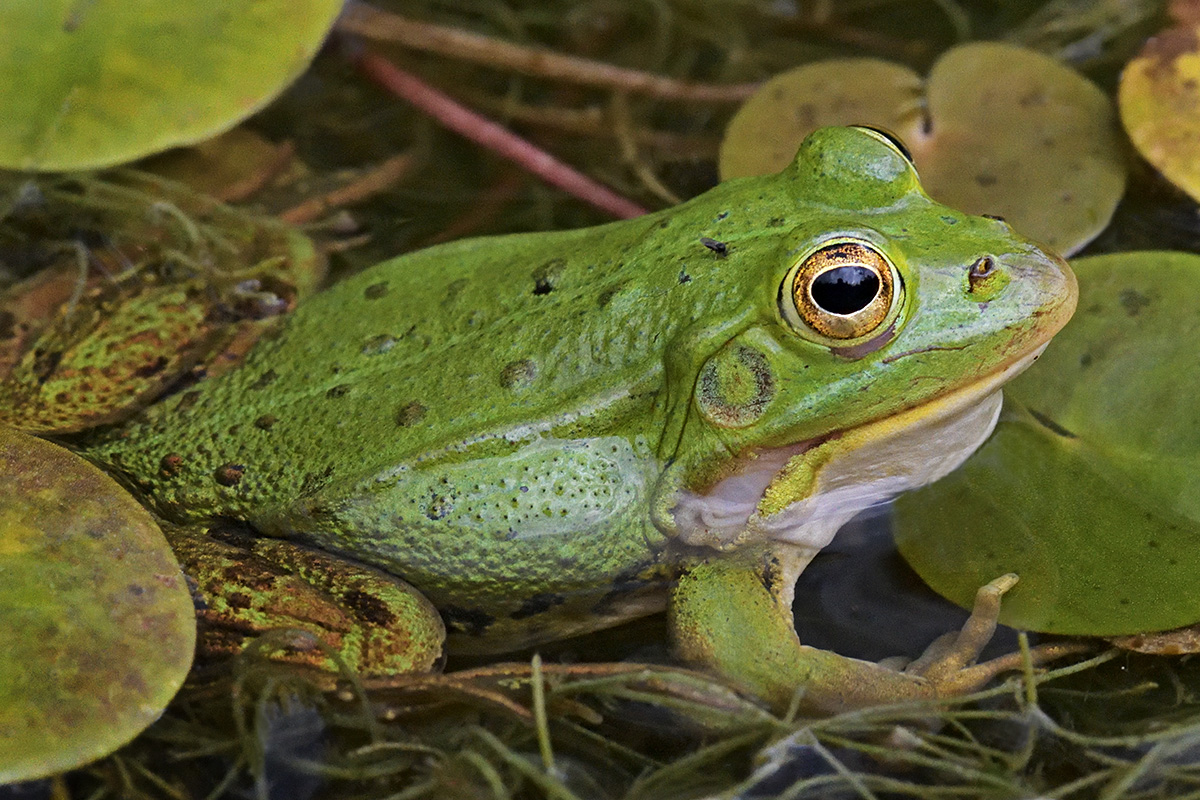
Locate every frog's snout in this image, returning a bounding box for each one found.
[1028,249,1078,337]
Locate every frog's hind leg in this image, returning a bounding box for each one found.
[668,548,1088,714]
[169,524,446,680]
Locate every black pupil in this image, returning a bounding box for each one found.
[811,266,880,315]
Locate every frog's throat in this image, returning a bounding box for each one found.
[671,343,1049,558]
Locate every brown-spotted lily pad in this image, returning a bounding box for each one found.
[0,427,195,782]
[1119,6,1200,203]
[0,173,323,434]
[0,0,342,170]
[893,251,1200,636]
[720,42,1126,255]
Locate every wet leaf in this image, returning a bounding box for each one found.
[894,251,1200,636]
[1119,15,1200,202]
[720,43,1125,255]
[0,0,342,171]
[0,427,194,782]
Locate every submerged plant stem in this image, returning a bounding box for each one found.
[339,3,758,103]
[355,52,648,219]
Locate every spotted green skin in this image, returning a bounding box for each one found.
[87,128,1073,701]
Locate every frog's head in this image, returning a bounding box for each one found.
[670,126,1077,555]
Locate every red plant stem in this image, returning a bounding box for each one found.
[355,52,649,219]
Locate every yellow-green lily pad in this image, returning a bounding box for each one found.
[720,42,1125,255]
[0,0,342,171]
[894,251,1200,636]
[0,428,195,782]
[1119,19,1200,202]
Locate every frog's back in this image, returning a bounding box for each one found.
[88,175,781,521]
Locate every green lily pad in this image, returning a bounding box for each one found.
[0,428,195,782]
[1119,17,1200,202]
[894,251,1200,636]
[0,0,342,171]
[720,42,1125,255]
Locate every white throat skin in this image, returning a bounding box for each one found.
[672,346,1047,565]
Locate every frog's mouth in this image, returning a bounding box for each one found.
[671,343,1048,554]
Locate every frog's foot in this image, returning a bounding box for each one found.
[670,560,1087,715]
[898,573,1089,695]
[168,523,445,681]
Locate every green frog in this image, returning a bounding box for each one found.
[84,126,1078,713]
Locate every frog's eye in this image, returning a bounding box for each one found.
[851,125,915,167]
[781,238,902,343]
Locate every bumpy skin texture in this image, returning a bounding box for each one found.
[87,128,1075,696]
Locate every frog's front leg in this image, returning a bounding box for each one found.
[668,547,1080,714]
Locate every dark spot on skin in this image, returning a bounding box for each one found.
[532,258,565,296]
[254,414,276,430]
[397,401,426,427]
[227,424,240,437]
[177,390,202,410]
[326,384,351,399]
[0,310,15,339]
[975,173,998,188]
[509,593,567,620]
[441,605,495,636]
[298,466,336,498]
[1029,409,1077,439]
[226,592,253,610]
[941,216,958,225]
[1080,353,1093,368]
[86,528,105,540]
[659,218,671,229]
[215,463,245,486]
[700,237,728,256]
[768,217,785,227]
[127,584,146,597]
[499,359,537,390]
[1119,288,1150,316]
[344,589,397,626]
[133,356,168,379]
[678,269,691,284]
[716,211,729,220]
[249,371,277,390]
[597,283,624,308]
[1148,540,1160,549]
[361,334,397,355]
[31,347,62,382]
[1120,598,1131,606]
[159,453,185,477]
[364,282,389,300]
[425,494,452,520]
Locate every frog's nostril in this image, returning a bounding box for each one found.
[967,256,999,294]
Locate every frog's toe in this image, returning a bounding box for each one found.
[905,573,1091,695]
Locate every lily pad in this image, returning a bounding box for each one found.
[894,251,1200,636]
[720,42,1125,255]
[0,427,195,782]
[1119,16,1200,202]
[0,0,342,171]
